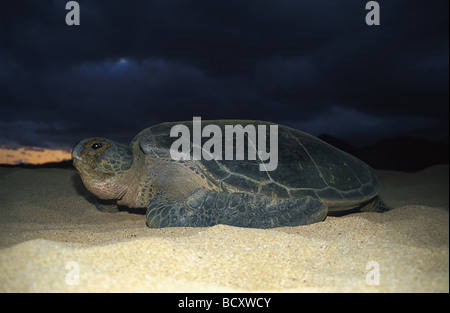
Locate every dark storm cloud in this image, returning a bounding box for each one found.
[0,0,448,149]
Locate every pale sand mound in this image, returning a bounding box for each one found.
[0,165,448,292]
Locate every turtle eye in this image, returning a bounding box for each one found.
[91,142,102,150]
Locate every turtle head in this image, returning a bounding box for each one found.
[72,137,134,200]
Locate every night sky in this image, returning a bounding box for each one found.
[0,0,448,153]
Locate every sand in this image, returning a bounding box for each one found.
[0,165,448,292]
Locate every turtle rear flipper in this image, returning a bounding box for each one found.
[145,189,327,228]
[359,196,393,213]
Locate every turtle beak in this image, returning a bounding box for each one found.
[72,138,90,162]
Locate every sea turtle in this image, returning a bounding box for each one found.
[72,120,390,228]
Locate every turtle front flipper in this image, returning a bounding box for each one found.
[145,191,219,228]
[146,189,327,228]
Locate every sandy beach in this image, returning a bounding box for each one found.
[0,165,448,292]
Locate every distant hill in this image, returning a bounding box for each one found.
[319,134,449,172]
[0,159,74,169]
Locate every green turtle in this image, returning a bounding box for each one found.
[72,120,390,228]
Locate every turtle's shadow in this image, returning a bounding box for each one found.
[71,172,146,215]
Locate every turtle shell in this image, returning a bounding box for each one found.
[131,120,379,211]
